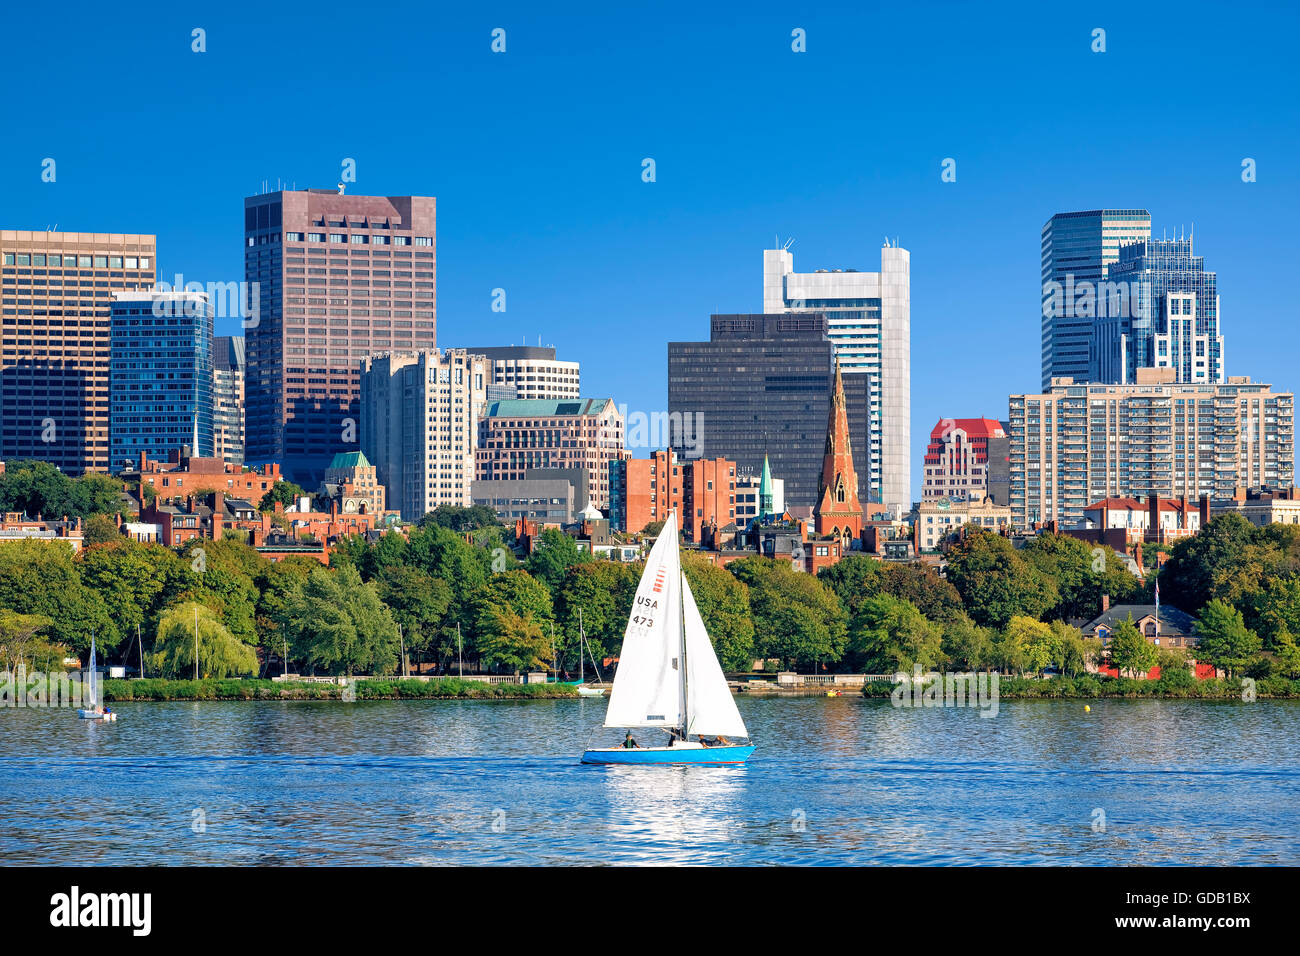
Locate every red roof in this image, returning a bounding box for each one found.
[928,418,1005,441]
[1085,497,1193,512]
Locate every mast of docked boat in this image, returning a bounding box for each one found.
[578,607,585,684]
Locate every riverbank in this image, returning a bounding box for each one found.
[859,674,1300,699]
[102,678,580,702]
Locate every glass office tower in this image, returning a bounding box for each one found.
[1096,236,1222,384]
[109,291,214,470]
[1040,209,1151,389]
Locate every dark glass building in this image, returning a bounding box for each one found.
[109,291,214,470]
[667,313,870,510]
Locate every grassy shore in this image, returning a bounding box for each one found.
[102,677,580,702]
[860,674,1300,699]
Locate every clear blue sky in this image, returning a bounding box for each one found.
[3,1,1297,498]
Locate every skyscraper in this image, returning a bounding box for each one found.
[109,291,215,470]
[1040,209,1151,389]
[359,349,486,521]
[763,243,909,511]
[1,230,157,473]
[213,335,245,465]
[667,313,870,511]
[243,190,436,485]
[1095,236,1223,385]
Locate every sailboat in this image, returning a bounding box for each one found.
[77,634,117,722]
[581,510,754,765]
[575,608,606,697]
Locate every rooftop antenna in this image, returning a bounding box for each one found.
[783,236,794,251]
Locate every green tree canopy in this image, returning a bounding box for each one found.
[1107,616,1159,677]
[283,565,399,676]
[682,554,755,671]
[847,594,943,674]
[525,528,592,591]
[728,557,847,670]
[1193,599,1262,678]
[152,600,258,679]
[418,505,502,533]
[258,480,308,513]
[944,529,1057,629]
[0,539,114,656]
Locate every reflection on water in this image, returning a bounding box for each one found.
[2,697,1298,865]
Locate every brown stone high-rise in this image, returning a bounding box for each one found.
[814,358,863,548]
[1,230,157,473]
[243,190,436,484]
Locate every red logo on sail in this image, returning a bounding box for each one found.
[652,568,666,593]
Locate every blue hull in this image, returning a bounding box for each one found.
[581,744,755,765]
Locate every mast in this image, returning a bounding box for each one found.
[676,511,689,738]
[579,607,585,683]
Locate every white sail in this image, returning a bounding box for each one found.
[603,511,684,729]
[682,573,749,738]
[86,636,98,709]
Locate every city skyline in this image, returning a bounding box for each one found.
[2,3,1297,499]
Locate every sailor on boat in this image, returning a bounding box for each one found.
[580,509,755,765]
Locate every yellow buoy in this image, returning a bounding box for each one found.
[1084,705,1092,712]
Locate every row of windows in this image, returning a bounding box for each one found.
[4,253,151,269]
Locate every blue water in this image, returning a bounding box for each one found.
[2,697,1297,865]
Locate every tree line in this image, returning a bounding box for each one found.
[1,505,1297,682]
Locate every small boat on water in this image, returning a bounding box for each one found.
[581,510,753,765]
[77,635,117,722]
[577,685,607,698]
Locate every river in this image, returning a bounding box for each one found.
[3,696,1296,865]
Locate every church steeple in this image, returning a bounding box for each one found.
[814,357,862,548]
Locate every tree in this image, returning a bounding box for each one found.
[0,609,56,672]
[1107,617,1158,678]
[152,601,257,678]
[1002,616,1055,676]
[1270,629,1300,679]
[525,528,591,591]
[817,555,886,617]
[376,565,453,670]
[419,505,502,533]
[1047,620,1095,677]
[258,480,308,513]
[640,520,665,537]
[1158,513,1289,616]
[940,614,993,671]
[728,557,847,670]
[1193,599,1262,678]
[476,606,552,673]
[554,561,639,674]
[77,539,181,658]
[71,472,125,517]
[471,569,554,672]
[283,565,399,676]
[847,594,943,674]
[944,529,1057,628]
[1021,532,1141,622]
[0,539,114,656]
[682,554,755,671]
[82,514,122,547]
